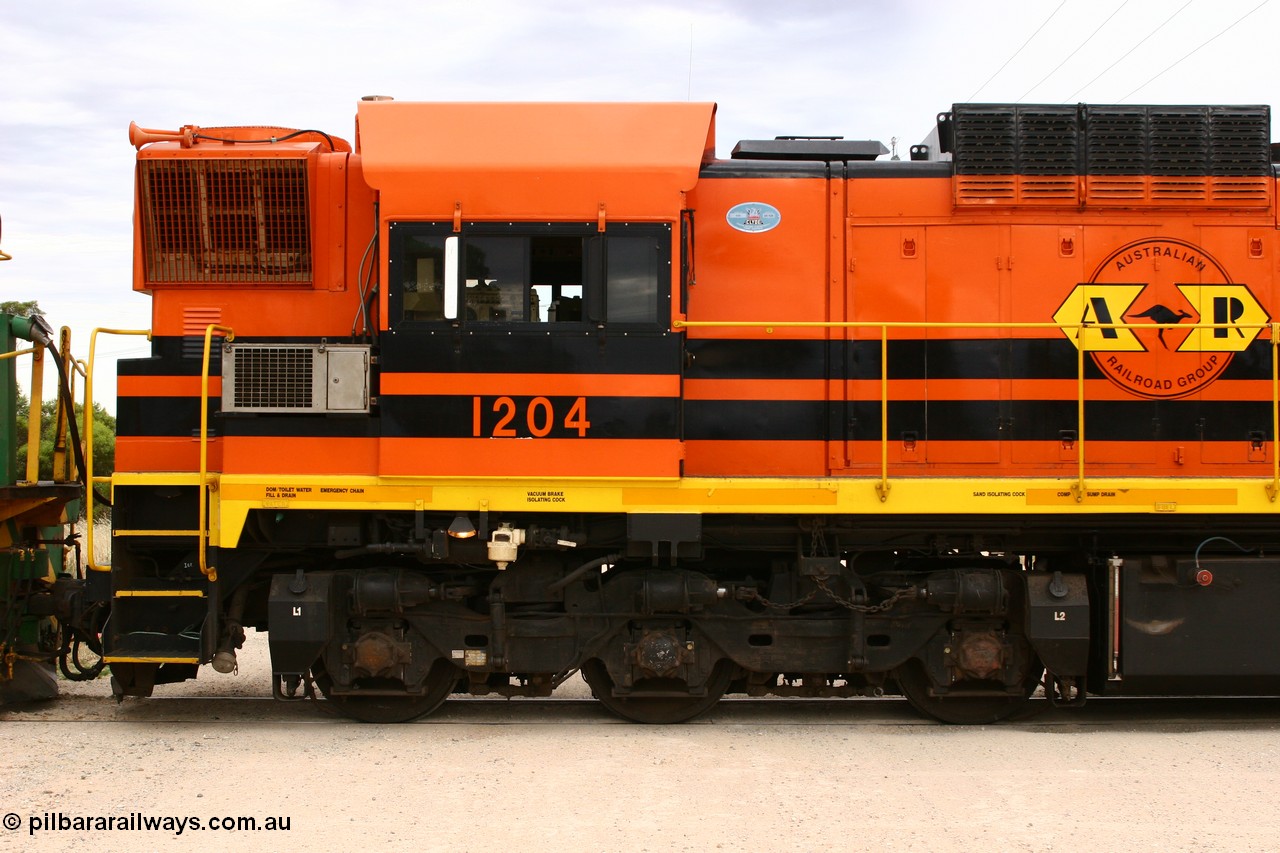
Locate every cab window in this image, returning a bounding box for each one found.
[390,222,668,328]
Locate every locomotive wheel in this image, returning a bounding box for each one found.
[894,658,1042,725]
[581,658,733,724]
[311,658,459,724]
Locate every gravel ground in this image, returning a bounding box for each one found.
[5,632,1280,853]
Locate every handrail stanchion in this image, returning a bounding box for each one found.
[199,324,235,581]
[24,344,43,483]
[1270,323,1279,502]
[52,327,75,484]
[84,328,152,571]
[877,324,890,502]
[1075,323,1087,502]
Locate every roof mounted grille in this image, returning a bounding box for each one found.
[944,103,1271,207]
[139,158,312,284]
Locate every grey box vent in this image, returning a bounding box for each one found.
[222,343,369,413]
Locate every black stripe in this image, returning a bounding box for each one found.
[132,334,1279,383]
[381,329,680,375]
[686,399,1274,443]
[684,400,827,442]
[119,336,337,376]
[119,393,1275,444]
[685,339,832,379]
[686,338,1279,382]
[220,413,381,439]
[123,333,683,378]
[116,396,212,438]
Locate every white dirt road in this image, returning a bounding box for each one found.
[4,632,1280,853]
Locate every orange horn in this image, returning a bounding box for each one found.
[128,122,199,149]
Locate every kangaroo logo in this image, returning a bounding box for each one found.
[1053,238,1269,400]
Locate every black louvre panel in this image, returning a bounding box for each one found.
[1209,107,1272,176]
[950,105,1017,175]
[950,103,1271,177]
[1082,107,1148,175]
[1148,108,1209,176]
[1014,106,1078,175]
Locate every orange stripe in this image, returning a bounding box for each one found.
[684,440,827,475]
[118,375,222,397]
[684,439,1271,478]
[1007,379,1277,402]
[116,437,222,472]
[122,433,680,477]
[381,372,678,397]
[120,435,1270,481]
[687,377,1279,403]
[224,437,379,475]
[378,438,680,477]
[684,379,827,401]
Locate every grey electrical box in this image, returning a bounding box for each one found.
[222,343,370,414]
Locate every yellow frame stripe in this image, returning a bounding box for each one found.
[103,656,199,665]
[100,473,1279,549]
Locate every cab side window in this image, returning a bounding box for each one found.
[391,222,668,328]
[606,234,661,324]
[400,233,447,322]
[464,236,526,322]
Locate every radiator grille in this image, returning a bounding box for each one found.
[139,158,311,284]
[231,347,315,409]
[949,103,1271,208]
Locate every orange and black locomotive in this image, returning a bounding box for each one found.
[91,99,1280,722]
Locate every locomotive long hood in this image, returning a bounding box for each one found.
[355,100,717,218]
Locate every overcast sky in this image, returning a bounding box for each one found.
[2,0,1277,409]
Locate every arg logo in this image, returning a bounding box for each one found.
[1053,238,1269,400]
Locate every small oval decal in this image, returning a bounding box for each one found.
[726,202,781,233]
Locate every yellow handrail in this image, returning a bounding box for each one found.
[199,324,235,581]
[876,326,889,502]
[51,327,76,484]
[1,346,40,484]
[1271,324,1280,502]
[25,344,43,483]
[674,318,1277,503]
[3,328,81,487]
[84,328,152,571]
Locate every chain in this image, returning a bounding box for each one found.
[749,574,917,613]
[748,587,819,611]
[814,575,918,613]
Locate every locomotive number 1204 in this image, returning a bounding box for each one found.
[471,395,591,438]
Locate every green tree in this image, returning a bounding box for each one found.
[8,298,113,481]
[14,391,115,482]
[1,300,41,316]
